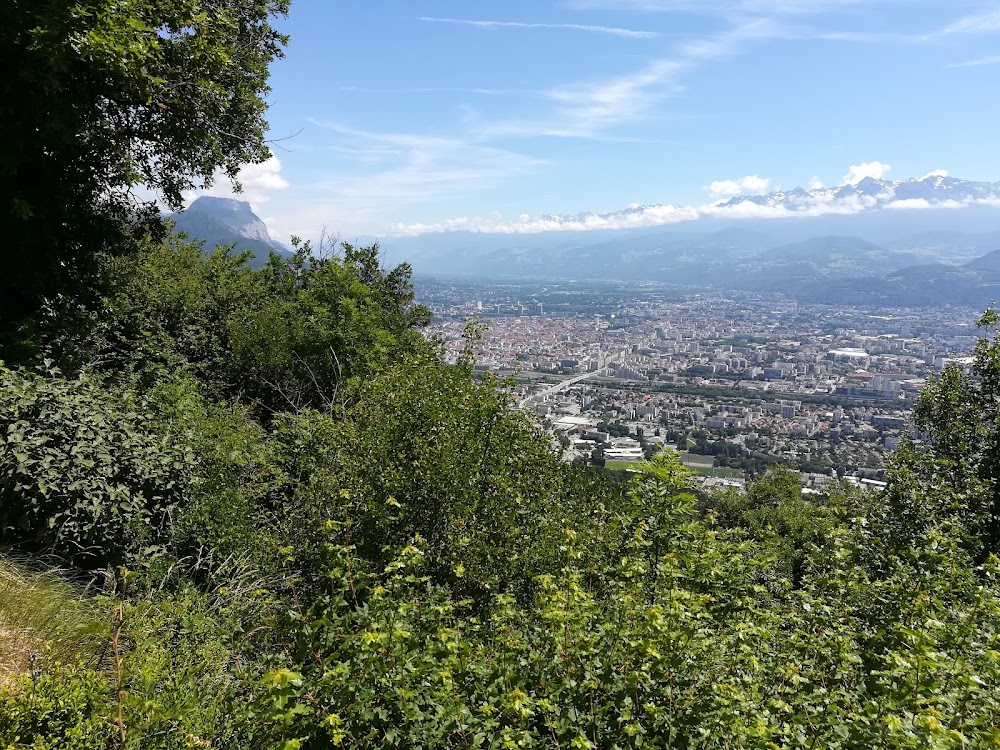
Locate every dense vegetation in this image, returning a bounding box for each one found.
[3,3,1000,748]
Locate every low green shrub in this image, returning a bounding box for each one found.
[0,365,195,568]
[264,461,1000,749]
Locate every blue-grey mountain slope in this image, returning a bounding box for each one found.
[168,196,292,267]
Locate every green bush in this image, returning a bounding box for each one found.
[267,348,629,606]
[265,462,1000,749]
[36,236,433,415]
[0,365,195,568]
[0,664,114,749]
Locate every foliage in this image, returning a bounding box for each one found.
[0,664,114,749]
[224,239,432,412]
[703,468,850,588]
[149,375,283,570]
[267,456,1000,748]
[909,308,1000,558]
[0,365,196,569]
[270,345,628,605]
[6,251,1000,747]
[6,5,1000,742]
[0,0,289,335]
[37,235,432,414]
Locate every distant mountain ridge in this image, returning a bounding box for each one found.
[719,174,1000,213]
[370,173,1000,307]
[412,174,1000,236]
[965,249,1000,280]
[172,182,1000,308]
[168,196,292,267]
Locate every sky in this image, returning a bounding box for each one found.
[194,1,1000,241]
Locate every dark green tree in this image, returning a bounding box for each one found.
[34,234,432,413]
[903,308,1000,558]
[0,0,289,351]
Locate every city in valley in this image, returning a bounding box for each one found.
[418,277,981,492]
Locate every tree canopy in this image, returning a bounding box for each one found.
[0,0,289,340]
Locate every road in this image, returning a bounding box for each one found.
[518,367,609,408]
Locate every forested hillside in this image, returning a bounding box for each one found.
[3,3,1000,749]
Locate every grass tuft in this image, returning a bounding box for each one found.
[0,556,108,691]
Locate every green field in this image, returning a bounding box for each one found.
[688,466,744,479]
[680,453,715,467]
[603,459,742,479]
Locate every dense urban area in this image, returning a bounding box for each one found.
[419,278,981,490]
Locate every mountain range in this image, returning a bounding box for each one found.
[718,173,1000,213]
[172,177,1000,308]
[371,175,1000,308]
[167,196,292,267]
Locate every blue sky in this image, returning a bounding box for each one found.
[200,1,1000,240]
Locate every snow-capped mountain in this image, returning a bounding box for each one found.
[720,175,1000,213]
[396,175,1000,238]
[374,173,1000,307]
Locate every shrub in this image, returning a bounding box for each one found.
[265,465,1000,749]
[0,365,196,568]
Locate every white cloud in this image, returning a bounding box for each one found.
[195,157,290,206]
[919,169,949,180]
[566,0,893,16]
[389,173,995,236]
[418,17,663,39]
[389,192,977,235]
[841,161,892,185]
[705,175,771,199]
[887,198,964,211]
[808,177,824,190]
[886,198,932,210]
[340,85,542,96]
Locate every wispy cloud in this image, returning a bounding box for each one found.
[566,0,895,16]
[419,16,663,39]
[941,7,1000,35]
[476,18,788,141]
[948,54,1000,67]
[547,59,686,129]
[304,120,543,225]
[317,1,990,234]
[340,85,542,96]
[815,30,926,43]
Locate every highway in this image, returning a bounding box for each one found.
[518,367,609,408]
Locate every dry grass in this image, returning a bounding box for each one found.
[0,557,108,691]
